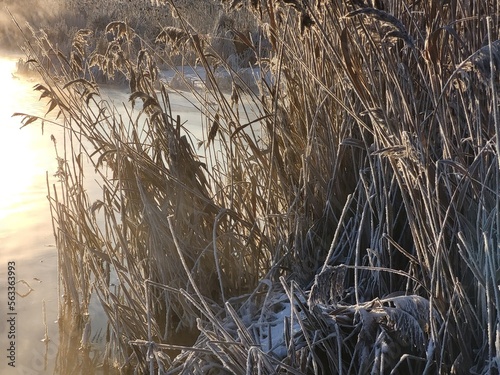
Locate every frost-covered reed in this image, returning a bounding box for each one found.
[15,0,500,373]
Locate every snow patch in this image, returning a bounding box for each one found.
[230,290,306,359]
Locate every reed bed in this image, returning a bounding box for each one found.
[15,0,500,373]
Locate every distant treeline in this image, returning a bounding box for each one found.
[0,0,61,50]
[0,0,241,53]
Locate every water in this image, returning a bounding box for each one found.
[0,54,261,374]
[0,56,201,374]
[0,56,62,374]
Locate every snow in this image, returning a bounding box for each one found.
[234,291,306,359]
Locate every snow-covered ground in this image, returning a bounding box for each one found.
[223,289,307,360]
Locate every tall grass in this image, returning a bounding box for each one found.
[16,0,500,373]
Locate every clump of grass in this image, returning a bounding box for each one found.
[16,0,500,373]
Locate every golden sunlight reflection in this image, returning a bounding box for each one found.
[0,56,60,374]
[0,58,51,221]
[0,119,39,220]
[0,59,54,226]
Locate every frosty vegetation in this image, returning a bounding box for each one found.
[11,0,500,374]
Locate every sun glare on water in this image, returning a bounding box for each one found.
[0,58,49,222]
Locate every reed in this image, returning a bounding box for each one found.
[16,0,500,373]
